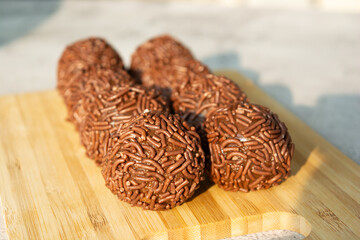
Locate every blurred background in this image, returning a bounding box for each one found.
[0,1,359,239]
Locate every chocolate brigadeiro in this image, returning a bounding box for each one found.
[172,72,248,128]
[58,37,124,95]
[102,111,205,210]
[131,35,195,92]
[62,67,134,128]
[80,86,167,165]
[204,102,294,192]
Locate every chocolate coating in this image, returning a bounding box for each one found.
[204,102,294,192]
[131,35,194,90]
[102,111,205,210]
[172,73,248,127]
[62,67,135,128]
[80,86,167,164]
[58,37,124,94]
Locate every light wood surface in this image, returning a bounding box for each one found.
[0,71,359,239]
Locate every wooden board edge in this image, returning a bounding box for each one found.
[145,212,311,239]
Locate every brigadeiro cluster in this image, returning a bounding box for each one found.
[57,34,294,211]
[102,111,205,210]
[131,35,294,193]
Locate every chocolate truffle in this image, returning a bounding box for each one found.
[102,111,205,210]
[131,35,195,89]
[58,37,124,94]
[62,67,135,128]
[204,102,294,192]
[172,73,248,127]
[80,86,167,164]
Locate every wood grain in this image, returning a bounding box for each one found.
[0,71,359,239]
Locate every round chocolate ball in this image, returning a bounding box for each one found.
[62,67,135,127]
[79,86,167,165]
[172,74,248,127]
[101,111,206,210]
[58,37,124,93]
[131,35,194,89]
[204,102,294,192]
[135,59,211,100]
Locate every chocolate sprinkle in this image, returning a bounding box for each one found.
[101,111,205,210]
[204,102,294,192]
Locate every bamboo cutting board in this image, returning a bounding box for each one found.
[0,71,359,239]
